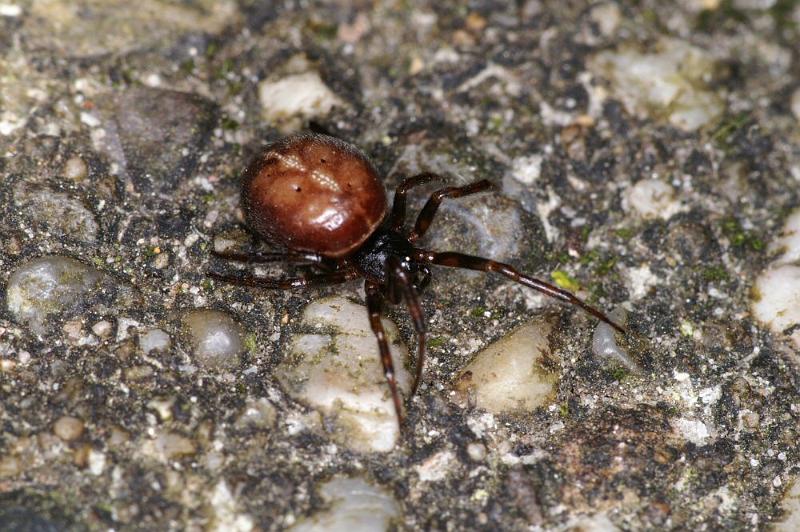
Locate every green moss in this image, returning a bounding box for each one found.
[711,112,751,152]
[614,227,637,240]
[771,0,799,31]
[470,306,487,318]
[701,264,729,282]
[205,42,219,58]
[608,366,628,381]
[428,336,446,348]
[580,249,600,265]
[547,251,571,265]
[221,116,239,130]
[179,59,195,75]
[244,333,258,353]
[551,270,580,292]
[580,251,617,276]
[720,216,764,252]
[580,225,592,243]
[595,256,618,276]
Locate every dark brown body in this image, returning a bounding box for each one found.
[241,133,387,258]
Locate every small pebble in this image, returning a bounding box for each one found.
[13,184,98,242]
[140,430,196,462]
[564,513,620,532]
[774,477,800,531]
[236,397,277,429]
[454,316,557,415]
[415,450,456,482]
[792,88,800,123]
[91,320,113,338]
[625,179,682,220]
[592,308,640,373]
[277,296,410,453]
[182,309,244,369]
[208,481,255,532]
[0,456,21,478]
[259,71,343,132]
[672,417,711,446]
[510,154,543,186]
[752,265,800,349]
[467,442,487,461]
[753,207,800,349]
[139,328,171,355]
[63,156,89,181]
[53,416,84,441]
[6,256,103,335]
[288,477,400,532]
[88,449,106,475]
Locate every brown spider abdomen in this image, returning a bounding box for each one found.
[241,133,388,258]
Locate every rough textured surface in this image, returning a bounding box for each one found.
[1,1,800,530]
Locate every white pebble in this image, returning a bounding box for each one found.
[63,156,89,181]
[259,72,344,132]
[752,265,800,349]
[0,4,22,17]
[415,450,456,482]
[589,38,723,131]
[139,328,171,355]
[208,481,254,532]
[592,308,640,373]
[288,477,400,532]
[563,513,620,532]
[672,417,711,446]
[625,179,682,220]
[91,320,113,338]
[589,2,621,37]
[6,256,103,335]
[774,476,800,531]
[454,316,557,414]
[510,154,543,186]
[792,88,800,123]
[467,442,487,461]
[277,296,410,453]
[182,310,244,369]
[753,207,800,349]
[625,264,658,300]
[770,208,800,266]
[88,449,106,476]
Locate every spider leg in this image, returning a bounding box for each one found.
[389,173,445,230]
[208,268,357,289]
[365,280,405,427]
[416,265,432,292]
[408,180,495,242]
[388,257,427,397]
[212,248,323,265]
[414,250,626,334]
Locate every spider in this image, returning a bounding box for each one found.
[209,132,625,425]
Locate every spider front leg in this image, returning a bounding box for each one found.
[387,257,427,397]
[408,179,495,241]
[389,173,444,231]
[365,280,405,427]
[414,249,626,334]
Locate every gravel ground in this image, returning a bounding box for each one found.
[1,1,800,530]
